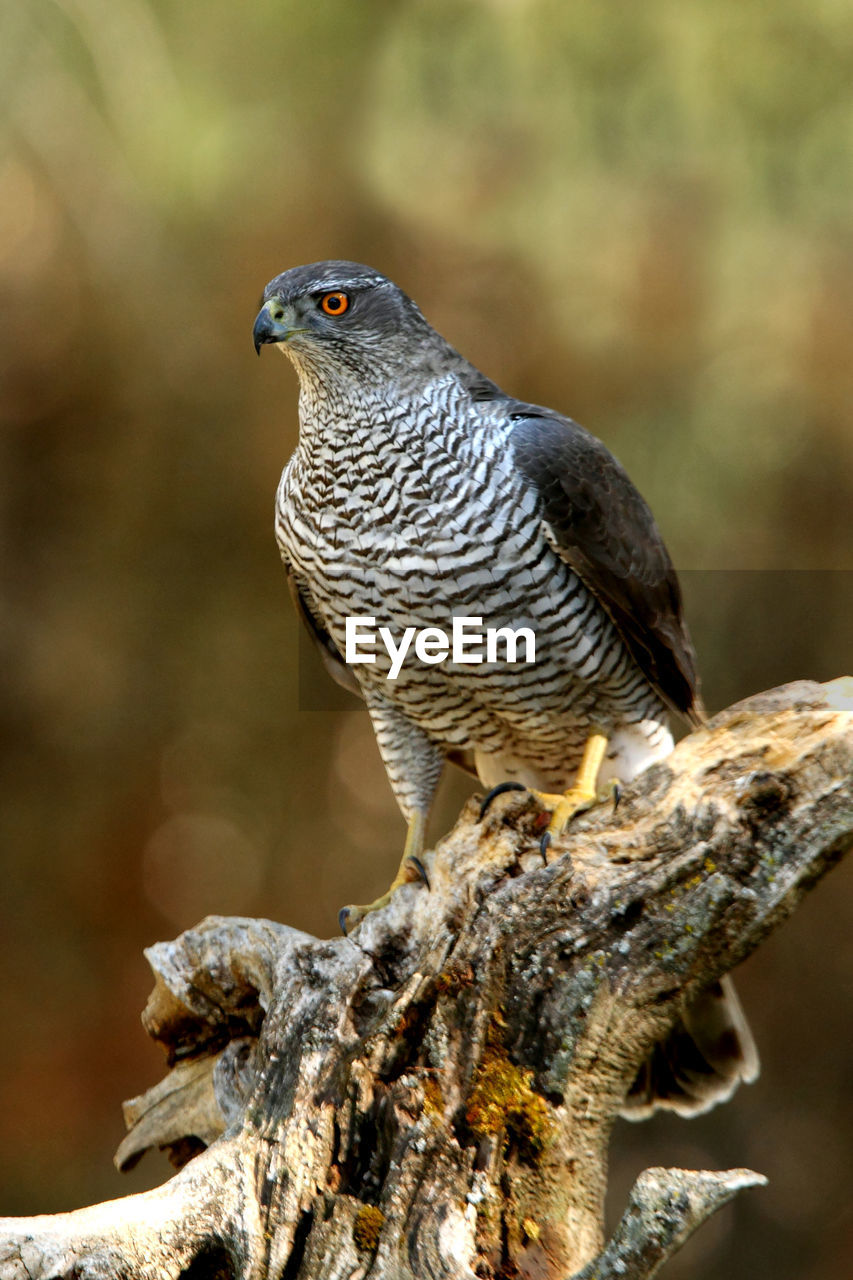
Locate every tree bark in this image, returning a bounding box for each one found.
[1,678,852,1280]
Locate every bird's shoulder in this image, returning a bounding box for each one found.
[507,406,662,577]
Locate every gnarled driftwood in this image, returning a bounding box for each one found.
[1,678,852,1280]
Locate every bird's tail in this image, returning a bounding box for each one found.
[621,975,759,1119]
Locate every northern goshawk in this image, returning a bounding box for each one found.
[253,260,757,1116]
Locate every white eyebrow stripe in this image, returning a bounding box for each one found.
[314,277,389,293]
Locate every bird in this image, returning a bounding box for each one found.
[253,259,758,1116]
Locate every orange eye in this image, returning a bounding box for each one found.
[320,291,350,316]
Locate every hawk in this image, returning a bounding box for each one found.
[253,260,757,1116]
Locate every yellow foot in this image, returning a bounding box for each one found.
[477,733,618,859]
[339,812,429,934]
[535,783,598,832]
[533,776,620,857]
[533,732,612,858]
[339,856,428,933]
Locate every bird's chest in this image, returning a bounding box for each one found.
[277,401,530,624]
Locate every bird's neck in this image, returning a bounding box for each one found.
[293,370,398,454]
[289,365,511,486]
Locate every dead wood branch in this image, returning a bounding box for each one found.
[1,679,851,1280]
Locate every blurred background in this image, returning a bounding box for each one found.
[0,0,851,1275]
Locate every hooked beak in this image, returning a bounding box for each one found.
[253,297,295,355]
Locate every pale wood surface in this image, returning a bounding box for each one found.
[1,679,851,1280]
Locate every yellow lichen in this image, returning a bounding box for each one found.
[522,1217,540,1241]
[434,963,474,997]
[466,1036,552,1160]
[353,1204,384,1252]
[393,1005,422,1036]
[422,1075,444,1116]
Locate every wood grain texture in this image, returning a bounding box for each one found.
[1,679,851,1280]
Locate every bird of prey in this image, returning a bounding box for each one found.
[253,260,758,1116]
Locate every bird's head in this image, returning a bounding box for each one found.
[253,260,440,386]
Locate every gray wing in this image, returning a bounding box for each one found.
[284,564,363,700]
[509,408,704,726]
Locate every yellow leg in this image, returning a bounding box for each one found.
[339,811,427,934]
[532,732,610,853]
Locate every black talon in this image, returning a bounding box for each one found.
[407,855,430,890]
[612,782,622,811]
[338,907,351,936]
[539,830,552,860]
[479,780,527,821]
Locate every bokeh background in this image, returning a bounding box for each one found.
[1,1,851,1275]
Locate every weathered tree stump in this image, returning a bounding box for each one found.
[1,679,852,1280]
